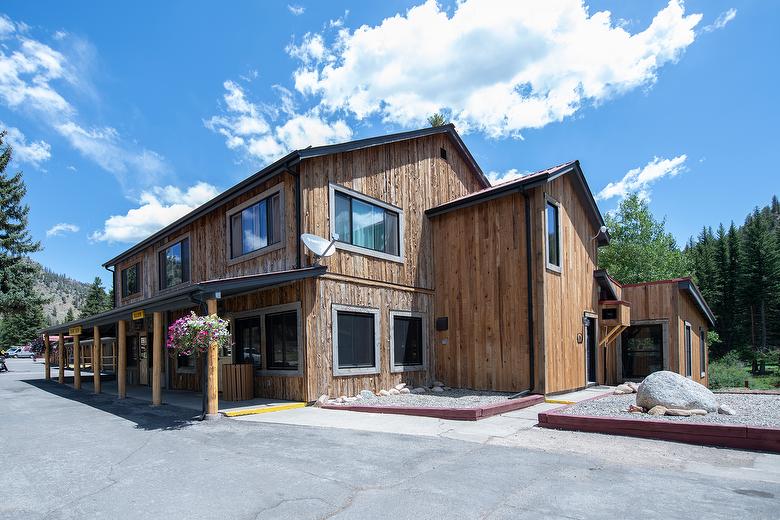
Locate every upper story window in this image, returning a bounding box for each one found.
[159,238,190,290]
[121,263,140,298]
[545,197,561,271]
[227,186,283,261]
[329,184,402,262]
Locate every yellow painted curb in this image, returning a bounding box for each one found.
[223,402,306,417]
[545,399,575,405]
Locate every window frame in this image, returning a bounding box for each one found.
[156,234,191,292]
[328,183,404,263]
[389,310,427,373]
[120,262,142,298]
[684,321,693,378]
[225,184,286,265]
[699,326,707,378]
[544,195,562,273]
[332,303,381,376]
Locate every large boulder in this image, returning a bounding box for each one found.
[636,371,718,412]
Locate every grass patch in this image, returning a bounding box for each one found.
[709,352,780,390]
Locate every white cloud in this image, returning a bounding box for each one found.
[287,0,702,138]
[0,123,51,167]
[205,80,352,164]
[46,222,79,237]
[487,168,525,185]
[596,155,688,201]
[702,8,737,33]
[90,182,220,243]
[0,14,168,190]
[66,165,76,171]
[288,5,305,16]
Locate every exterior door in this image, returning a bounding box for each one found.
[584,316,597,384]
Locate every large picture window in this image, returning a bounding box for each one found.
[265,310,298,370]
[545,198,561,270]
[158,238,190,290]
[231,302,302,376]
[332,305,380,375]
[390,311,426,372]
[621,324,663,379]
[330,184,402,261]
[229,190,282,260]
[121,263,140,298]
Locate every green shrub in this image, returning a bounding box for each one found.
[708,352,746,389]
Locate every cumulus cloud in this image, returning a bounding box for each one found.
[90,182,220,243]
[205,80,352,164]
[487,168,526,185]
[0,14,168,189]
[286,0,702,138]
[702,8,737,33]
[46,222,79,237]
[287,5,305,16]
[0,123,51,167]
[596,155,688,202]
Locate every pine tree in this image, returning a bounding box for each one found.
[79,277,111,318]
[65,307,75,322]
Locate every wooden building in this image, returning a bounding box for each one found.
[40,125,712,406]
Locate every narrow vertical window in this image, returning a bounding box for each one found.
[546,200,561,269]
[684,323,692,377]
[699,328,706,375]
[121,263,140,297]
[159,238,189,290]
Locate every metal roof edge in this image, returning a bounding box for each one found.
[678,279,716,327]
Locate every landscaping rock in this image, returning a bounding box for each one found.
[379,389,391,396]
[647,405,667,416]
[626,381,640,392]
[665,408,693,417]
[394,383,407,390]
[399,387,411,394]
[718,404,736,415]
[315,394,329,407]
[344,396,357,403]
[688,409,708,416]
[360,390,376,400]
[614,384,633,395]
[636,371,718,412]
[389,388,401,395]
[627,404,645,413]
[431,386,444,393]
[411,387,426,394]
[432,381,444,388]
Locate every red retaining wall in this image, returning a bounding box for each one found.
[321,393,544,421]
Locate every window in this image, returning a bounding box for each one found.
[332,304,380,375]
[545,198,561,270]
[440,147,448,160]
[390,311,426,372]
[699,327,706,376]
[121,263,140,297]
[228,190,282,260]
[158,238,190,290]
[265,310,298,370]
[621,324,664,379]
[330,184,402,261]
[684,322,692,377]
[234,317,261,368]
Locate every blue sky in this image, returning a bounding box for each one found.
[0,0,776,284]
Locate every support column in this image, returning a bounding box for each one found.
[92,326,101,394]
[151,311,162,406]
[118,320,127,399]
[73,334,81,389]
[44,335,51,381]
[58,333,65,384]
[206,298,219,417]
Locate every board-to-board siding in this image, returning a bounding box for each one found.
[541,175,600,394]
[431,193,533,392]
[300,134,486,291]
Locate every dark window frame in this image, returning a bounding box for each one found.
[264,310,299,371]
[684,322,693,377]
[699,326,706,376]
[390,310,426,372]
[227,186,284,262]
[121,262,141,298]
[545,196,562,272]
[158,237,191,291]
[332,304,380,376]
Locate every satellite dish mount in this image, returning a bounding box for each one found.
[301,233,339,265]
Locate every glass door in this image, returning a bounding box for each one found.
[621,324,663,379]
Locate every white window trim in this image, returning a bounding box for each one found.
[227,302,303,377]
[328,183,405,264]
[225,183,286,265]
[389,310,427,373]
[155,232,192,293]
[544,194,562,273]
[332,303,381,376]
[684,321,693,378]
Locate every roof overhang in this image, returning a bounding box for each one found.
[594,269,619,300]
[678,279,716,327]
[41,266,327,335]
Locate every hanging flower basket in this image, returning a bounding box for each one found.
[166,311,231,357]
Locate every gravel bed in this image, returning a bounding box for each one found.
[330,389,513,409]
[558,393,780,428]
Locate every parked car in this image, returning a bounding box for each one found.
[4,347,20,358]
[15,348,35,359]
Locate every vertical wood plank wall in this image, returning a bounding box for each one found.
[430,193,533,392]
[541,175,600,394]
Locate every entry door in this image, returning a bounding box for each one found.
[584,316,597,383]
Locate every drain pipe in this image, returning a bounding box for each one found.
[509,188,536,399]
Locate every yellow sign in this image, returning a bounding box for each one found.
[68,325,82,336]
[132,310,145,321]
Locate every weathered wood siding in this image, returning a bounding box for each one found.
[431,193,533,392]
[677,289,709,386]
[541,175,600,394]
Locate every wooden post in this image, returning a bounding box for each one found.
[118,320,127,399]
[73,334,81,389]
[43,335,51,381]
[58,333,65,384]
[93,326,101,394]
[152,311,162,406]
[206,298,219,417]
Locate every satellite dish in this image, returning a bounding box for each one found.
[301,233,338,264]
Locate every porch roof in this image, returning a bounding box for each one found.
[40,266,327,335]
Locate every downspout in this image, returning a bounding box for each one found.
[510,188,535,398]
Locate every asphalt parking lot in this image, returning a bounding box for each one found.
[1,358,778,520]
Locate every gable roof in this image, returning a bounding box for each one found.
[425,160,609,246]
[103,124,488,268]
[621,277,716,327]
